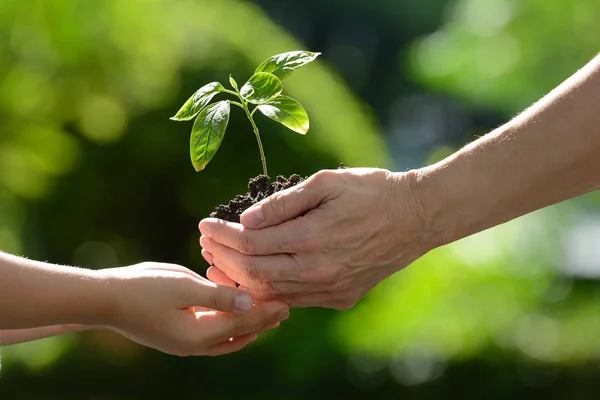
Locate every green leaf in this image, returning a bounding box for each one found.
[240,72,282,104]
[170,82,224,121]
[190,100,230,172]
[257,95,309,134]
[255,51,321,80]
[229,75,238,91]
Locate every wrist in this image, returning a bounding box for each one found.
[386,169,440,256]
[79,269,120,327]
[409,147,486,248]
[403,166,454,250]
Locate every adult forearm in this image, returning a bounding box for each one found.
[0,252,114,329]
[414,54,600,247]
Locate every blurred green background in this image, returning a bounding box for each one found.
[1,0,600,398]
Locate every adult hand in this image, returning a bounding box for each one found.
[199,168,431,310]
[97,262,289,356]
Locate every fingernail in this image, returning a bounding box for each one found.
[242,206,264,228]
[234,292,253,313]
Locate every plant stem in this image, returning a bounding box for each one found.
[227,83,268,177]
[230,100,245,109]
[222,88,239,97]
[243,102,268,177]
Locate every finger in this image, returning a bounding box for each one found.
[201,235,301,282]
[201,248,214,265]
[234,284,316,301]
[199,217,321,256]
[256,321,280,334]
[204,320,283,356]
[202,301,289,345]
[238,285,356,310]
[135,262,207,282]
[243,282,322,300]
[203,333,258,356]
[184,279,254,314]
[202,320,279,353]
[191,306,212,312]
[206,266,237,287]
[240,172,329,229]
[265,291,336,309]
[205,256,321,298]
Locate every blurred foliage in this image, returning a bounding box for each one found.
[1,0,600,398]
[408,0,600,113]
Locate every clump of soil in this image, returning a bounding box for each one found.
[210,163,346,223]
[209,174,306,223]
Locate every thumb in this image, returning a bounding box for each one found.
[186,280,254,314]
[241,174,327,229]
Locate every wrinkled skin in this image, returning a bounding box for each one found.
[200,168,430,310]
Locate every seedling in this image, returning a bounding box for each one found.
[170,51,320,177]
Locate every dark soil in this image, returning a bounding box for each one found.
[209,174,305,223]
[210,163,346,223]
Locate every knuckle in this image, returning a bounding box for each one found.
[301,215,318,233]
[207,288,225,309]
[308,267,337,284]
[294,219,324,253]
[302,238,324,253]
[260,280,278,295]
[311,170,336,186]
[265,193,287,220]
[242,256,261,281]
[238,234,257,255]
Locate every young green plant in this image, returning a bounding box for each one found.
[170,51,320,177]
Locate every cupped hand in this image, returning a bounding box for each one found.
[97,262,289,356]
[199,168,430,310]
